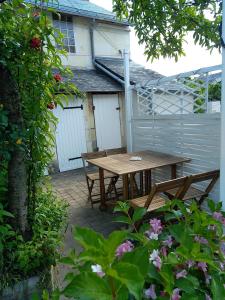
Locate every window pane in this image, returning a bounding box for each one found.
[68,30,74,38]
[69,38,75,45]
[60,21,67,29]
[69,46,75,53]
[67,22,73,30]
[63,38,68,45]
[61,29,67,36]
[64,45,69,52]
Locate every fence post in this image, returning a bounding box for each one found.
[220,0,225,210]
[124,49,133,151]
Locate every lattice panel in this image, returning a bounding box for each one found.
[136,65,222,116]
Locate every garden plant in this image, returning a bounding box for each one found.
[53,199,225,300]
[0,0,80,292]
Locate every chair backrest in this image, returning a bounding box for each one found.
[144,176,189,209]
[106,147,127,156]
[185,169,220,195]
[81,151,107,174]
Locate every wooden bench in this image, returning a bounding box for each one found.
[165,170,220,205]
[130,176,189,212]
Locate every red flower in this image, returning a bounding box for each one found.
[54,73,62,82]
[47,102,55,110]
[33,12,40,17]
[30,37,41,49]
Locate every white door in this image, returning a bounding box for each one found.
[93,94,122,150]
[54,98,87,172]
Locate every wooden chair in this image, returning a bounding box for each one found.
[129,176,189,211]
[165,169,220,205]
[105,147,127,156]
[81,151,118,208]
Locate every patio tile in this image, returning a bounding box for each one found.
[51,168,122,292]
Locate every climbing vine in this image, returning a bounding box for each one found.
[0,0,81,230]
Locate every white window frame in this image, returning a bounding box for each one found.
[53,13,76,54]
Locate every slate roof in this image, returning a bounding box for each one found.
[70,69,123,92]
[26,0,129,25]
[95,57,163,85]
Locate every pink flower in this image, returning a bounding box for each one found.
[115,240,133,258]
[176,269,187,279]
[187,260,195,268]
[149,249,162,270]
[163,235,173,248]
[171,288,181,300]
[91,264,105,278]
[161,246,168,257]
[197,262,207,273]
[146,230,159,240]
[150,218,163,234]
[213,212,223,220]
[221,243,225,255]
[144,284,157,299]
[213,212,225,225]
[194,235,208,245]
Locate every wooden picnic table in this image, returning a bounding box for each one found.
[87,150,190,210]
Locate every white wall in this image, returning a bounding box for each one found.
[53,14,130,68]
[93,23,130,58]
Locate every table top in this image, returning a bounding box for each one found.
[87,150,190,175]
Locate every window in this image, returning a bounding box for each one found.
[53,14,76,53]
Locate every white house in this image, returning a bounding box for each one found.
[29,0,162,172]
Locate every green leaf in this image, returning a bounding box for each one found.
[132,207,146,223]
[211,275,225,300]
[106,230,128,260]
[109,262,144,300]
[176,278,195,294]
[63,272,112,300]
[114,215,131,225]
[121,246,149,277]
[73,226,105,250]
[148,264,162,283]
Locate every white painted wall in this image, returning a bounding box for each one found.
[52,14,130,68]
[93,23,130,58]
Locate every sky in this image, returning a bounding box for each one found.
[90,0,221,76]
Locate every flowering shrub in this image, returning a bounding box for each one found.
[51,199,225,300]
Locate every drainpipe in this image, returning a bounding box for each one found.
[124,49,133,152]
[221,0,225,210]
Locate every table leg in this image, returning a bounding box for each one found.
[140,172,143,196]
[122,174,129,200]
[144,170,151,195]
[99,167,107,211]
[130,173,135,199]
[171,164,177,179]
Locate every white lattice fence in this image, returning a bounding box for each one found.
[135,65,222,116]
[132,113,221,200]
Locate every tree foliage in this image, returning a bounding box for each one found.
[113,0,222,61]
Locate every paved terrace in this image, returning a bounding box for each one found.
[51,169,122,289]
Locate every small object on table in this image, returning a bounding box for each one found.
[129,156,142,161]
